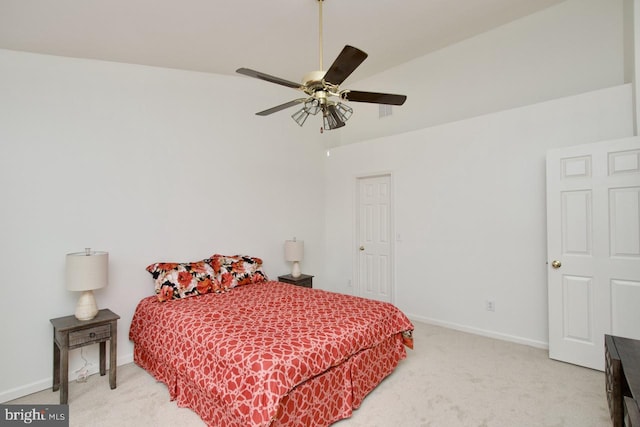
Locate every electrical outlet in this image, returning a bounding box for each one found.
[486,300,495,312]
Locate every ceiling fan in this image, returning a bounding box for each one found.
[236,0,407,131]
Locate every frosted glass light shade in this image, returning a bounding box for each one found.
[66,250,108,320]
[284,240,303,278]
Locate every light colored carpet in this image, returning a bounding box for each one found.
[9,322,610,426]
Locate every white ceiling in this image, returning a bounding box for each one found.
[0,0,564,84]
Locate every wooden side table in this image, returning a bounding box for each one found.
[50,308,120,404]
[605,335,640,427]
[278,274,313,288]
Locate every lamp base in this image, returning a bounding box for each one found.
[291,261,301,278]
[75,290,99,321]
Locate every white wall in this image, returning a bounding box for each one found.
[324,84,634,347]
[323,0,635,348]
[0,49,328,401]
[632,0,640,131]
[337,0,626,146]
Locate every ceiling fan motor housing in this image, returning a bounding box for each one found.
[302,70,325,87]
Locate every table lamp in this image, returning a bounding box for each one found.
[284,238,304,278]
[66,248,108,321]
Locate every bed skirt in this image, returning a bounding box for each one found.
[133,332,407,427]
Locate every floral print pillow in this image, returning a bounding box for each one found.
[146,260,225,302]
[209,254,269,288]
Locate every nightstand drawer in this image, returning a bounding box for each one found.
[69,324,111,347]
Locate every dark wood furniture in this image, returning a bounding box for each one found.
[278,274,313,288]
[605,335,640,427]
[50,309,119,404]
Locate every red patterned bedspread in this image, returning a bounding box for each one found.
[129,281,413,426]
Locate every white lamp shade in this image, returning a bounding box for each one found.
[66,251,109,291]
[284,240,304,262]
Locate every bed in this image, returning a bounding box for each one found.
[129,255,414,427]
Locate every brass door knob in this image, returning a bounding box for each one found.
[359,246,365,251]
[551,260,562,269]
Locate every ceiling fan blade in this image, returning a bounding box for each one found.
[342,90,407,106]
[256,99,307,116]
[236,68,302,90]
[323,45,368,86]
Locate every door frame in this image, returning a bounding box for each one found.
[354,172,395,303]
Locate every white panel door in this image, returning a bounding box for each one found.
[546,137,640,370]
[357,174,393,303]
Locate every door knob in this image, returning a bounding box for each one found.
[551,260,562,269]
[359,246,365,251]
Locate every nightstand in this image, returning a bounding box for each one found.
[278,274,313,288]
[50,308,120,404]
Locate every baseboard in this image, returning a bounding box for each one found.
[407,313,549,350]
[0,353,134,403]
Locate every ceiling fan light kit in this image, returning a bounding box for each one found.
[236,0,407,132]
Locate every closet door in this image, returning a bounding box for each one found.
[356,174,393,303]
